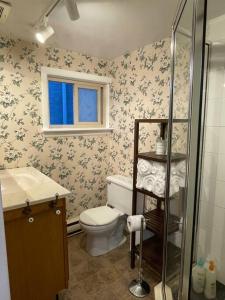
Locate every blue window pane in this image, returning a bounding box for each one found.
[48,81,74,125]
[78,88,98,122]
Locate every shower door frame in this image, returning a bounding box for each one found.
[163,0,208,299]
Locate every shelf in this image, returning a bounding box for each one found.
[136,187,165,201]
[138,151,186,163]
[144,208,180,236]
[135,236,181,279]
[135,119,188,124]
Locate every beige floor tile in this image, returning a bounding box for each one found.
[62,233,159,300]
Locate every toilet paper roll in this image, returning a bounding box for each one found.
[127,215,146,232]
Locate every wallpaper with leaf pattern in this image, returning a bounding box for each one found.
[0,35,187,219]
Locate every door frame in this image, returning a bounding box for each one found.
[0,186,11,300]
[163,0,208,299]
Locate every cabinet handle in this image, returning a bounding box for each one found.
[56,209,61,215]
[23,200,32,215]
[28,217,34,223]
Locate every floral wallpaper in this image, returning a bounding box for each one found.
[108,40,171,176]
[0,36,110,219]
[0,35,187,219]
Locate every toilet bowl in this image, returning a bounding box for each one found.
[80,205,126,256]
[79,175,143,256]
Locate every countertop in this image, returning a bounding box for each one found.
[0,167,71,211]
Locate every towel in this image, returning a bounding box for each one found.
[142,174,155,192]
[152,177,166,197]
[136,159,186,197]
[151,162,166,175]
[177,161,186,176]
[137,159,152,176]
[136,174,144,189]
[170,175,181,195]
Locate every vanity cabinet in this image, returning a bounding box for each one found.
[4,198,68,300]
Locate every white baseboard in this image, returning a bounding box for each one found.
[67,216,82,236]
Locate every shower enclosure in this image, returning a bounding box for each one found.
[162,0,225,299]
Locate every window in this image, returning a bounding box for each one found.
[41,67,112,134]
[48,80,74,125]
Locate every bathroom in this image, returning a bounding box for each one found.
[0,0,225,299]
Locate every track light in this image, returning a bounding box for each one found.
[35,17,55,44]
[34,0,80,43]
[65,0,80,21]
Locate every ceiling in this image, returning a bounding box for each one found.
[1,1,225,59]
[0,0,179,58]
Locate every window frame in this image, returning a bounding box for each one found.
[41,67,112,135]
[75,81,102,128]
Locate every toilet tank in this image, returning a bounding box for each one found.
[106,175,143,216]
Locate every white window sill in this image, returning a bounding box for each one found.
[41,127,113,136]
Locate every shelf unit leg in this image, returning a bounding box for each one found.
[130,120,139,269]
[131,232,136,269]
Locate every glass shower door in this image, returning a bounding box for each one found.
[163,0,207,299]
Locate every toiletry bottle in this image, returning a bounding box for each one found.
[204,261,216,299]
[155,137,165,155]
[192,258,205,294]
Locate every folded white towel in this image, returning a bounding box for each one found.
[136,174,144,189]
[151,162,166,175]
[136,159,186,197]
[137,159,152,176]
[179,176,186,188]
[142,174,155,192]
[170,175,181,195]
[171,165,178,176]
[177,161,186,176]
[152,177,165,197]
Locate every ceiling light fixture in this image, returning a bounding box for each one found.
[35,17,55,44]
[34,0,80,44]
[65,0,80,21]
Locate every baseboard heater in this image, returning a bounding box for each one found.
[67,216,83,237]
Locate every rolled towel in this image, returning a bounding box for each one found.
[142,174,156,192]
[177,161,186,176]
[179,176,186,188]
[155,171,166,181]
[137,159,152,176]
[171,163,178,176]
[151,162,166,176]
[170,175,181,196]
[127,215,146,232]
[152,177,166,197]
[136,174,144,189]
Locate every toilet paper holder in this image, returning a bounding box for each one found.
[128,216,150,298]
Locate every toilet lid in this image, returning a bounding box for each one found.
[79,206,120,226]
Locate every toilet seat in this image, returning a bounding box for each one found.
[79,206,120,226]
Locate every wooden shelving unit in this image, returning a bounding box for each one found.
[135,236,181,279]
[138,151,186,163]
[131,118,186,280]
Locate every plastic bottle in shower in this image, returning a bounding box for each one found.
[192,258,205,294]
[204,261,216,299]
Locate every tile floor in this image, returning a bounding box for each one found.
[61,233,159,300]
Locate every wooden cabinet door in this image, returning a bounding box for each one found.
[4,199,68,300]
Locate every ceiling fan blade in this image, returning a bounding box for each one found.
[65,0,80,21]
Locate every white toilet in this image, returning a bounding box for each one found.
[79,175,135,256]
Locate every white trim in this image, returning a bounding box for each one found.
[41,67,112,84]
[41,67,112,132]
[41,127,113,136]
[0,186,11,300]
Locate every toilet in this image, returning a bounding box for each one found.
[79,175,136,256]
